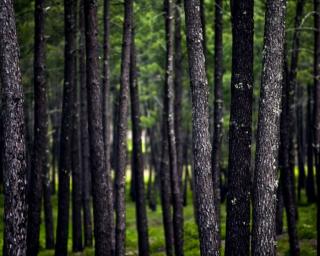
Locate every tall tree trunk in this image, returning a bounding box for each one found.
[306,85,316,203]
[313,0,320,253]
[212,0,223,249]
[251,0,286,254]
[115,0,133,255]
[225,1,254,255]
[0,1,28,255]
[130,29,150,256]
[27,0,48,254]
[79,0,93,248]
[164,1,184,255]
[276,183,284,235]
[43,174,55,249]
[55,0,77,254]
[184,0,220,255]
[85,0,113,254]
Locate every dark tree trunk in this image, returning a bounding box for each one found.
[71,49,83,252]
[85,0,113,254]
[55,0,77,254]
[43,174,55,249]
[130,29,150,256]
[306,85,316,203]
[115,0,133,255]
[27,0,47,254]
[0,1,28,255]
[313,0,320,253]
[164,1,184,255]
[184,0,219,255]
[79,0,93,248]
[212,0,223,249]
[225,1,254,255]
[251,1,286,254]
[102,0,115,250]
[276,182,284,235]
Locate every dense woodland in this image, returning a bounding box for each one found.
[0,0,319,255]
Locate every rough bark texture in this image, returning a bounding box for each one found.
[27,0,47,254]
[55,0,77,254]
[164,0,184,255]
[225,1,253,255]
[184,0,220,255]
[79,0,93,247]
[0,0,28,254]
[85,0,112,254]
[115,0,132,255]
[251,0,286,254]
[130,31,150,256]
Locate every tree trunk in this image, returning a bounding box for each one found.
[0,0,28,255]
[184,0,219,255]
[251,1,286,254]
[79,0,93,248]
[115,0,133,255]
[85,0,113,254]
[43,174,55,249]
[225,1,254,255]
[276,182,284,235]
[27,0,48,254]
[55,0,77,254]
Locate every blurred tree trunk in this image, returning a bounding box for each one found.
[0,0,28,254]
[184,0,219,255]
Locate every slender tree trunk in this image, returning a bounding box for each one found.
[79,0,93,248]
[115,0,133,255]
[27,0,47,254]
[276,183,284,235]
[43,174,55,249]
[164,1,184,255]
[55,0,77,254]
[313,0,320,254]
[225,1,254,255]
[130,29,150,256]
[184,0,219,255]
[251,1,286,254]
[0,1,28,255]
[85,0,112,254]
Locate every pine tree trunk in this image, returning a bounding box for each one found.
[85,0,113,254]
[251,1,286,254]
[115,0,133,255]
[55,0,77,254]
[43,175,55,249]
[184,0,219,255]
[225,1,253,255]
[0,0,28,254]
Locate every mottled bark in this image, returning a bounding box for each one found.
[251,0,286,254]
[55,0,77,254]
[115,0,133,255]
[27,0,47,254]
[85,0,112,254]
[184,0,220,255]
[225,1,253,255]
[79,0,93,247]
[0,0,28,254]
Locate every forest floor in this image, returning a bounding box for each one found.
[0,178,317,255]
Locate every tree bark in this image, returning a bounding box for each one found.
[55,0,77,254]
[251,0,286,254]
[85,0,113,254]
[115,0,133,255]
[43,174,55,249]
[184,0,220,255]
[0,0,28,255]
[225,1,254,255]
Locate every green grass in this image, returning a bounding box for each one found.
[0,179,317,255]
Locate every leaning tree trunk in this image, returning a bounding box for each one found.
[0,0,28,255]
[164,0,184,255]
[184,0,220,255]
[79,0,93,247]
[225,1,254,255]
[27,0,48,254]
[55,0,77,254]
[251,0,286,254]
[85,0,113,254]
[115,0,133,255]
